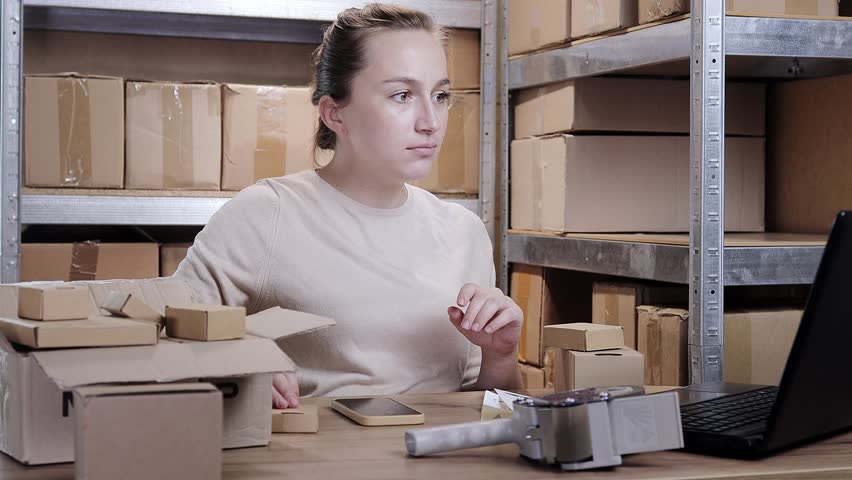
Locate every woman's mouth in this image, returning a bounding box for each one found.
[407,144,437,156]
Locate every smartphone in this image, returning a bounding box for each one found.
[331,397,425,427]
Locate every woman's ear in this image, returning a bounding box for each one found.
[318,95,347,138]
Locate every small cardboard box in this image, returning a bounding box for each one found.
[571,0,638,38]
[637,306,689,386]
[20,242,160,282]
[543,322,624,351]
[727,0,838,16]
[554,347,644,391]
[18,285,89,321]
[0,278,336,465]
[511,266,598,366]
[125,81,222,190]
[100,291,164,331]
[639,0,689,24]
[592,282,686,349]
[74,383,222,480]
[272,405,319,434]
[165,305,247,341]
[160,242,192,277]
[222,85,321,190]
[412,92,480,193]
[446,29,480,90]
[514,78,766,139]
[24,74,124,188]
[0,315,159,349]
[724,309,803,386]
[519,363,546,389]
[508,0,571,55]
[510,135,765,233]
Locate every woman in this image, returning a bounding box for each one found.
[175,4,523,409]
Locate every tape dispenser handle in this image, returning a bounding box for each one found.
[405,418,517,457]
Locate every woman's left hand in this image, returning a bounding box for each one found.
[448,283,523,357]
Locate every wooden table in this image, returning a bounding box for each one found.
[3,390,852,479]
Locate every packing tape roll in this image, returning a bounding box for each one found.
[57,76,93,187]
[70,241,99,281]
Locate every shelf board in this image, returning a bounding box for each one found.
[509,15,852,89]
[506,231,826,286]
[21,191,479,225]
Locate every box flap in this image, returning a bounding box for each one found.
[25,72,123,80]
[163,336,294,377]
[246,307,335,341]
[75,382,218,398]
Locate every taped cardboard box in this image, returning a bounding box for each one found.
[724,309,803,386]
[18,284,89,321]
[446,29,480,90]
[510,135,765,233]
[519,363,546,389]
[571,0,638,38]
[165,304,246,341]
[727,0,838,16]
[0,278,336,465]
[639,0,688,23]
[768,73,852,234]
[125,81,221,190]
[508,0,571,55]
[24,74,124,188]
[20,242,160,282]
[160,242,192,277]
[272,405,319,434]
[637,306,689,387]
[553,347,644,391]
[514,78,766,139]
[543,323,624,351]
[592,282,686,349]
[74,383,222,480]
[412,92,480,193]
[511,266,598,366]
[222,85,322,191]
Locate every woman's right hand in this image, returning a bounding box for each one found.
[272,371,300,409]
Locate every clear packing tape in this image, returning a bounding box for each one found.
[57,75,93,187]
[644,0,686,22]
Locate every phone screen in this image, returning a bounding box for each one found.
[335,397,421,417]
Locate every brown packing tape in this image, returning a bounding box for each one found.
[254,86,287,182]
[603,288,620,327]
[162,84,195,189]
[516,271,532,363]
[70,241,99,281]
[646,314,662,385]
[57,76,93,186]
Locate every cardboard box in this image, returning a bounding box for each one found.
[20,242,160,282]
[727,0,838,16]
[508,0,571,55]
[510,135,765,233]
[100,291,164,331]
[639,0,688,24]
[412,92,480,193]
[519,363,546,389]
[446,29,480,90]
[511,266,598,366]
[724,309,803,386]
[18,285,89,321]
[0,278,335,465]
[571,0,638,38]
[543,323,624,351]
[637,306,689,386]
[24,74,124,188]
[592,282,686,349]
[514,78,766,139]
[160,242,192,277]
[272,405,319,434]
[554,347,644,391]
[0,315,158,349]
[222,85,322,191]
[125,81,221,190]
[74,383,222,480]
[768,73,852,234]
[165,304,247,341]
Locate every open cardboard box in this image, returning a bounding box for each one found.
[0,278,335,465]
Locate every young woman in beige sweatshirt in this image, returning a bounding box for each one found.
[176,4,524,409]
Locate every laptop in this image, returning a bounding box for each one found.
[677,210,852,458]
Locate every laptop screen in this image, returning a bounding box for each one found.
[766,211,852,451]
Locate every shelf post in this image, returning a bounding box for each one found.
[0,0,22,284]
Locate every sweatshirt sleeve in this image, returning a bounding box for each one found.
[174,182,280,313]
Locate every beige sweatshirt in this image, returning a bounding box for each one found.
[175,169,493,397]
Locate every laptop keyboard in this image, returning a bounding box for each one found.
[681,387,778,434]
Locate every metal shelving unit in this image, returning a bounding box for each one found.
[0,0,497,281]
[500,1,852,384]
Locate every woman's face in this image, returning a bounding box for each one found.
[337,29,450,183]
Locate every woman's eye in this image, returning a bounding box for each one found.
[392,91,411,103]
[434,92,450,104]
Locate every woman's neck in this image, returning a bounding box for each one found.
[316,151,408,209]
